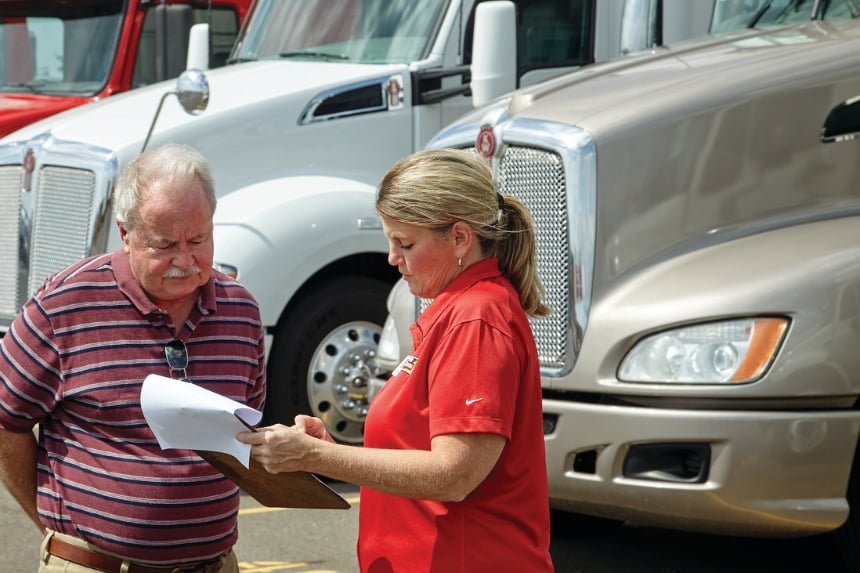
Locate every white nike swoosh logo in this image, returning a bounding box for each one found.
[465,398,484,405]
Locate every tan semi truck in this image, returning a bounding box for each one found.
[0,0,716,445]
[377,2,860,569]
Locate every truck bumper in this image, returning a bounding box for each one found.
[543,398,860,536]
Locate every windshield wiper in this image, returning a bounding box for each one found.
[226,56,258,65]
[842,0,860,18]
[224,56,257,64]
[279,51,349,61]
[2,81,46,93]
[748,0,812,27]
[748,0,775,27]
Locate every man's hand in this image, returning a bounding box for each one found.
[0,428,44,533]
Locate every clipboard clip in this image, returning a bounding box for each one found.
[235,412,258,432]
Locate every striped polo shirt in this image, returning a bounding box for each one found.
[0,247,266,565]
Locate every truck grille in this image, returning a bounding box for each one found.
[497,146,569,371]
[29,166,98,296]
[0,140,114,329]
[0,166,23,319]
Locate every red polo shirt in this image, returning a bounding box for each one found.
[359,257,553,573]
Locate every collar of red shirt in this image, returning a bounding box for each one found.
[411,256,502,339]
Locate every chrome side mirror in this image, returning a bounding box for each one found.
[141,69,210,153]
[175,68,210,115]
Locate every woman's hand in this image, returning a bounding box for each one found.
[236,419,326,474]
[294,414,334,443]
[237,417,506,501]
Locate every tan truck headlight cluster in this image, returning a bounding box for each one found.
[618,318,788,384]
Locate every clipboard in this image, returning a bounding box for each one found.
[196,449,350,509]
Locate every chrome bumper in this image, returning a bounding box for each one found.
[544,398,859,536]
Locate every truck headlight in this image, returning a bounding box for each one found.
[374,278,416,375]
[376,313,402,368]
[212,262,239,279]
[618,318,788,384]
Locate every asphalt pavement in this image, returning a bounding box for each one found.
[1,480,851,572]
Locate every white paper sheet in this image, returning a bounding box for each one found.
[140,374,262,468]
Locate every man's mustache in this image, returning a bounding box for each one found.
[163,265,202,278]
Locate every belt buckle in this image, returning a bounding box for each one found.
[170,565,203,573]
[170,565,205,573]
[170,553,225,573]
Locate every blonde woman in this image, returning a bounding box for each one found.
[240,148,553,573]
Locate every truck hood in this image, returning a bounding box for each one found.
[448,20,860,140]
[428,18,860,387]
[0,60,408,152]
[0,93,89,138]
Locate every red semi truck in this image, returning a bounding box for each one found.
[0,0,251,137]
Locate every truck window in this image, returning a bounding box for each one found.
[206,6,243,68]
[711,0,857,33]
[0,5,122,95]
[132,4,243,88]
[463,0,596,79]
[230,0,449,65]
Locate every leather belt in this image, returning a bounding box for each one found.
[46,535,226,573]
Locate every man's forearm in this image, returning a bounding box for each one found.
[0,428,44,533]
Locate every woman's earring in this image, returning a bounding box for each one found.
[458,258,464,267]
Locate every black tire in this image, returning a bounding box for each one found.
[834,440,860,572]
[264,276,391,444]
[550,508,623,537]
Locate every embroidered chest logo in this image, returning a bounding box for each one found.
[393,354,419,376]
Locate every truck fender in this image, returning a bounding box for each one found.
[212,175,396,443]
[574,215,860,399]
[212,175,389,325]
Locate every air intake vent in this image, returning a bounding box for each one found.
[623,443,711,483]
[302,81,388,124]
[315,84,384,118]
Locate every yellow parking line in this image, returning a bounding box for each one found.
[238,561,336,572]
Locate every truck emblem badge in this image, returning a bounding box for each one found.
[387,76,404,110]
[22,148,35,193]
[476,124,496,158]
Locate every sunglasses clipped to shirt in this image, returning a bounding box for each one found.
[164,338,258,432]
[164,339,190,381]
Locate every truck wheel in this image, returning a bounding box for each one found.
[835,442,860,569]
[265,276,391,444]
[550,508,623,536]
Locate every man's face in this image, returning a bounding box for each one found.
[120,178,214,305]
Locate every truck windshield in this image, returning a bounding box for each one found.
[231,0,448,65]
[711,0,859,34]
[0,1,122,95]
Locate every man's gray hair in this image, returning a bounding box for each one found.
[114,143,216,231]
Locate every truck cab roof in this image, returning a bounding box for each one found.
[451,18,860,142]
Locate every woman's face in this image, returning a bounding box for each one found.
[382,217,461,299]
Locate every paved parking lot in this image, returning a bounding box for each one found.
[3,479,850,572]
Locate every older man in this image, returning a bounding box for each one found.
[0,144,266,572]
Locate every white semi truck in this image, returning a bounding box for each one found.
[0,0,714,443]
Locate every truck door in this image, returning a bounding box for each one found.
[465,0,599,90]
[0,18,33,84]
[131,2,245,88]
